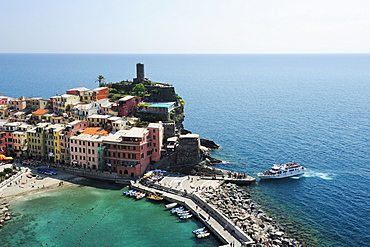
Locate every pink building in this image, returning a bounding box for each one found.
[69,127,108,169]
[61,120,89,164]
[103,124,163,177]
[114,96,139,117]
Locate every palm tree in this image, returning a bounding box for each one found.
[96,75,105,86]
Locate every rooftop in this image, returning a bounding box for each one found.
[32,109,49,115]
[82,127,109,136]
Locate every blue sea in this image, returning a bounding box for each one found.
[1,54,369,246]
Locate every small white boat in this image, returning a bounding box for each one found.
[177,212,190,216]
[123,190,135,196]
[192,227,206,234]
[165,202,177,208]
[179,214,192,219]
[196,232,210,238]
[256,162,306,179]
[171,207,184,213]
[135,192,146,200]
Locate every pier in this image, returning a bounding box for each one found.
[131,174,255,247]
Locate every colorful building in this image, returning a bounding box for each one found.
[61,120,89,164]
[50,94,80,115]
[26,123,49,159]
[115,96,139,117]
[69,127,109,169]
[103,125,163,177]
[45,124,65,163]
[0,131,6,155]
[30,109,51,124]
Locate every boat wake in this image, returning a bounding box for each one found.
[302,170,334,180]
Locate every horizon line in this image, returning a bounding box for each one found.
[1,52,370,55]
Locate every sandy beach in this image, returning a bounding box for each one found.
[0,163,81,205]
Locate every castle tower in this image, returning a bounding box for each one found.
[134,63,145,84]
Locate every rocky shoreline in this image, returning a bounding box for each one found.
[199,183,302,247]
[0,202,14,229]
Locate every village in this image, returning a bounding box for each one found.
[0,63,208,179]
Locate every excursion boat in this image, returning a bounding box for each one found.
[256,162,306,179]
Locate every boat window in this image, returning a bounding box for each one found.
[283,171,287,173]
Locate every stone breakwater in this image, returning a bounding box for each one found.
[198,183,302,247]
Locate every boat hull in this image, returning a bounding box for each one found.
[257,169,305,179]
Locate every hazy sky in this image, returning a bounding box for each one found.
[1,0,369,53]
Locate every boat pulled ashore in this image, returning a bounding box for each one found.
[256,162,306,179]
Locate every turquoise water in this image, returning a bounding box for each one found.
[2,181,220,247]
[1,54,370,246]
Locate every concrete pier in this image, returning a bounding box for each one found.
[131,174,255,247]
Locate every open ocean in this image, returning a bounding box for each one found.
[1,54,369,246]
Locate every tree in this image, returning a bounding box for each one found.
[132,83,147,96]
[96,75,106,86]
[3,168,13,174]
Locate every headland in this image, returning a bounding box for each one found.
[0,63,302,246]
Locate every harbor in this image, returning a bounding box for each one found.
[131,174,254,247]
[1,162,302,247]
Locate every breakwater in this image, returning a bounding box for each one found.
[132,173,302,247]
[198,183,302,247]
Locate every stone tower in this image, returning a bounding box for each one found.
[134,63,144,84]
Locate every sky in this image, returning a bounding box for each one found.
[0,0,369,54]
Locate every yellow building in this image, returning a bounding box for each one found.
[26,123,49,159]
[50,94,80,115]
[45,124,65,163]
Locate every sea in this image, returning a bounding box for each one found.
[0,53,369,247]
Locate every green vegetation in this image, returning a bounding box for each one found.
[3,168,13,174]
[136,120,149,127]
[132,83,147,96]
[96,75,106,87]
